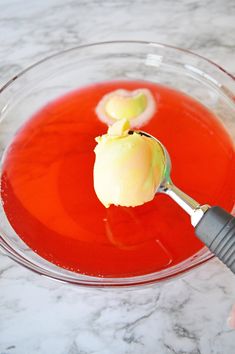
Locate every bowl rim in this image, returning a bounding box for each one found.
[0,236,214,287]
[0,40,234,94]
[0,40,234,287]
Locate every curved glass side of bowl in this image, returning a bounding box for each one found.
[0,41,234,286]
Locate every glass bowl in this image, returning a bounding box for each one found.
[0,41,235,287]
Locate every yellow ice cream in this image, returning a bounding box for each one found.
[95,89,156,128]
[93,119,165,208]
[104,91,148,120]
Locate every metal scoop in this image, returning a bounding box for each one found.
[135,130,235,274]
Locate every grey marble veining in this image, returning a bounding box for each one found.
[1,0,235,353]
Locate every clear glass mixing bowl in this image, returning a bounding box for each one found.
[0,41,235,287]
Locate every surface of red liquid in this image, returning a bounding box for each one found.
[1,81,235,277]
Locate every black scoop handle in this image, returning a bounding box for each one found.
[195,206,235,274]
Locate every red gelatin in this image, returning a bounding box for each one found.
[1,81,235,277]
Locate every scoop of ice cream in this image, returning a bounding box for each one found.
[95,89,156,128]
[93,119,165,208]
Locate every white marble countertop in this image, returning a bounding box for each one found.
[0,1,235,353]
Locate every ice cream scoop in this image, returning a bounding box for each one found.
[93,119,165,207]
[94,122,235,274]
[133,130,235,275]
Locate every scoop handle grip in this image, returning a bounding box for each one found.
[195,206,235,274]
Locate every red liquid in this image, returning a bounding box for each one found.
[1,81,235,277]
